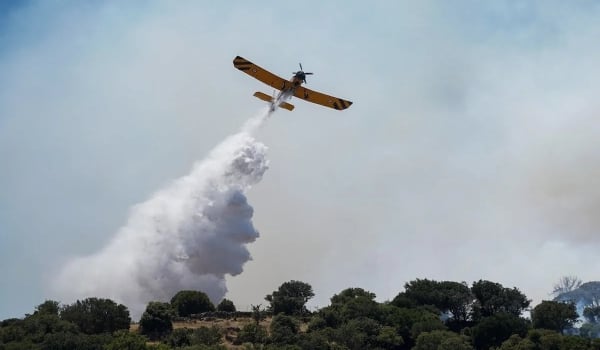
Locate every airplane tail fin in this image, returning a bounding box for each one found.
[253,91,294,111]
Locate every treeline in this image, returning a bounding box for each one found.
[1,278,600,350]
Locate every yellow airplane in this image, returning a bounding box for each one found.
[233,56,353,112]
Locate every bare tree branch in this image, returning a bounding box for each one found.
[552,275,583,296]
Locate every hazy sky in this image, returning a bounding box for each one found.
[2,1,600,319]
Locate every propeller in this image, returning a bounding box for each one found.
[293,63,314,84]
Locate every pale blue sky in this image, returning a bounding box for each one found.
[2,1,600,319]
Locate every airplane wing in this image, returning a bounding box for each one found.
[293,86,353,110]
[233,56,292,91]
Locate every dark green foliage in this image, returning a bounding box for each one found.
[265,280,315,315]
[402,279,445,308]
[139,301,174,340]
[402,279,473,323]
[438,281,473,323]
[497,334,525,349]
[307,315,328,332]
[521,328,594,350]
[410,315,448,340]
[42,332,112,350]
[165,326,222,347]
[295,332,331,350]
[237,323,268,344]
[376,303,445,347]
[59,297,131,334]
[333,317,381,350]
[314,305,343,329]
[375,325,404,349]
[1,313,78,344]
[35,300,60,316]
[171,290,215,317]
[562,335,594,350]
[177,345,227,350]
[216,299,236,312]
[333,288,380,321]
[270,314,300,344]
[471,312,529,350]
[531,300,579,333]
[165,328,193,347]
[0,340,39,350]
[413,330,473,350]
[390,293,417,309]
[104,330,148,350]
[330,288,376,305]
[0,309,113,350]
[261,345,302,350]
[471,280,530,320]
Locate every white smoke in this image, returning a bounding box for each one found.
[54,108,271,318]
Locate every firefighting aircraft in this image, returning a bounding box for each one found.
[233,56,353,111]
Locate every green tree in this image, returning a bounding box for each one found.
[402,279,445,309]
[497,334,525,350]
[170,290,215,317]
[375,325,404,349]
[531,300,578,333]
[270,314,300,344]
[237,323,268,345]
[1,313,78,345]
[105,330,148,350]
[330,288,376,305]
[265,281,314,315]
[216,299,236,312]
[332,288,379,322]
[439,281,473,324]
[165,328,192,347]
[376,304,445,347]
[471,280,530,320]
[413,330,472,350]
[561,335,592,350]
[334,317,381,350]
[59,297,131,334]
[296,331,336,350]
[35,300,60,316]
[307,315,328,332]
[401,279,473,324]
[139,301,174,340]
[471,312,529,350]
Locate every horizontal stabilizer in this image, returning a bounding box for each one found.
[278,101,294,111]
[253,91,272,103]
[253,91,294,111]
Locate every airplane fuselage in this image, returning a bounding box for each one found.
[274,74,305,105]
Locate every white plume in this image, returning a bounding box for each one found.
[54,109,271,318]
